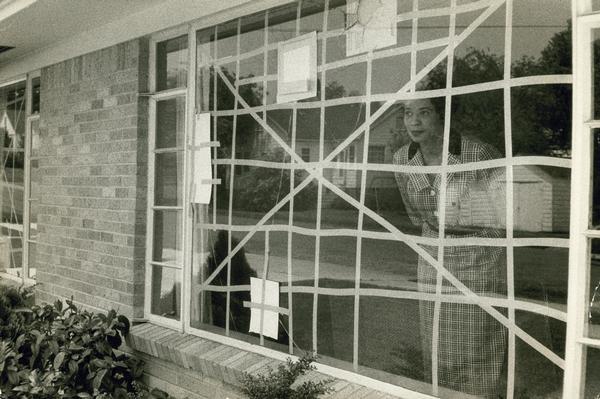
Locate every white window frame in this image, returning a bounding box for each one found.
[142,1,597,398]
[22,71,40,284]
[563,3,600,398]
[0,73,37,286]
[145,25,191,331]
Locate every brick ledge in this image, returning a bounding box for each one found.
[126,322,400,399]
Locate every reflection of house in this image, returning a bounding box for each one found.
[265,106,570,233]
[513,165,570,233]
[265,103,404,201]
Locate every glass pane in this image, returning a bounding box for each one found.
[512,166,570,238]
[593,130,600,229]
[216,20,238,59]
[192,228,254,332]
[585,346,600,398]
[231,165,291,226]
[28,241,36,279]
[154,152,183,206]
[512,0,571,78]
[358,298,428,391]
[453,6,505,86]
[511,85,572,158]
[515,333,563,398]
[0,80,26,278]
[28,117,39,243]
[191,0,574,395]
[268,4,297,45]
[0,230,22,274]
[151,265,181,320]
[31,77,41,115]
[588,239,600,339]
[28,201,38,241]
[196,28,215,113]
[452,90,506,156]
[156,35,188,91]
[515,246,568,306]
[152,210,182,267]
[317,295,354,365]
[156,97,185,149]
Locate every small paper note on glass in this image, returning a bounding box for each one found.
[346,0,397,56]
[277,32,317,103]
[281,45,310,93]
[191,112,212,204]
[249,277,280,340]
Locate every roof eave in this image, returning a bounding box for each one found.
[0,0,37,23]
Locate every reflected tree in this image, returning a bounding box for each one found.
[421,25,572,157]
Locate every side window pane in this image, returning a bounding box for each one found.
[596,29,600,119]
[585,346,600,398]
[151,265,181,320]
[154,152,183,206]
[156,97,185,149]
[0,81,26,277]
[593,130,600,229]
[156,35,188,91]
[588,239,600,339]
[31,77,40,115]
[152,210,182,267]
[28,118,40,242]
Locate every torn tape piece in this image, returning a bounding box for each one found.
[192,112,213,204]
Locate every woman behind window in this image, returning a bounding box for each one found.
[393,97,507,398]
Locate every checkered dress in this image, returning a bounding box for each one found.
[394,136,507,398]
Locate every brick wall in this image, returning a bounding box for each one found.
[35,39,149,319]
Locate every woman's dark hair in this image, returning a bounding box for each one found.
[429,96,446,120]
[402,97,447,121]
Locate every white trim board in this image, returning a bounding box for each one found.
[0,0,37,21]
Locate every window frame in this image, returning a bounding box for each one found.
[0,73,38,286]
[563,4,600,398]
[22,71,40,283]
[145,25,191,331]
[143,1,592,398]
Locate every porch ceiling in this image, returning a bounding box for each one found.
[0,0,164,65]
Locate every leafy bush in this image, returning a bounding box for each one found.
[0,286,34,340]
[0,284,172,399]
[239,353,333,399]
[0,296,140,398]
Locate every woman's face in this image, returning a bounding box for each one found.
[403,98,444,145]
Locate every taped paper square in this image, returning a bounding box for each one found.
[249,277,280,339]
[346,0,397,56]
[277,32,317,103]
[191,112,212,204]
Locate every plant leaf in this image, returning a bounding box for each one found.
[54,352,66,370]
[93,368,107,390]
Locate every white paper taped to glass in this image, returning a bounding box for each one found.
[277,31,317,103]
[191,112,216,204]
[249,277,280,340]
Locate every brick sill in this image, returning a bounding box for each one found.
[126,322,400,399]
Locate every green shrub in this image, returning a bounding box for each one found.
[239,353,333,399]
[0,294,144,398]
[0,286,34,340]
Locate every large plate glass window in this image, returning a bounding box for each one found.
[189,0,572,397]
